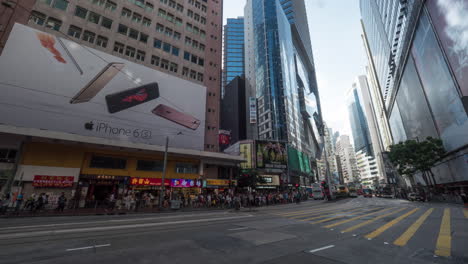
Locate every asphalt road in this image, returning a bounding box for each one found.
[0,197,466,264]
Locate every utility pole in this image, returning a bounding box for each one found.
[159,136,169,208]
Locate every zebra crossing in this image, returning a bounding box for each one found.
[272,204,468,257]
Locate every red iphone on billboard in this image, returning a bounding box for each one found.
[152,104,200,130]
[105,82,159,113]
[70,63,125,104]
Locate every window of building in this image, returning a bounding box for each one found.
[182,67,189,76]
[200,17,206,25]
[171,46,179,56]
[151,55,160,66]
[129,28,139,39]
[145,2,154,12]
[125,46,136,57]
[194,13,200,22]
[176,4,183,12]
[185,37,192,45]
[187,9,193,18]
[166,13,174,23]
[105,0,117,11]
[136,50,145,61]
[199,44,205,51]
[142,17,151,27]
[118,24,128,35]
[30,11,46,25]
[88,12,100,24]
[96,35,108,48]
[163,42,171,53]
[201,4,206,12]
[160,59,169,70]
[91,0,105,6]
[82,30,96,43]
[74,6,87,19]
[46,17,62,31]
[169,62,178,72]
[0,149,17,163]
[191,54,198,64]
[190,70,196,79]
[175,163,198,174]
[67,25,82,38]
[186,23,192,32]
[101,17,113,29]
[173,31,181,40]
[153,38,162,48]
[197,73,203,81]
[139,33,148,43]
[132,12,142,23]
[135,0,145,8]
[200,30,205,38]
[136,160,163,171]
[168,0,176,8]
[198,58,204,66]
[184,51,190,61]
[52,0,69,11]
[156,23,164,33]
[165,27,173,37]
[121,8,132,18]
[114,42,124,53]
[158,8,166,18]
[90,155,126,169]
[175,17,182,26]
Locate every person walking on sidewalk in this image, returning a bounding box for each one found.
[14,193,24,212]
[56,192,67,212]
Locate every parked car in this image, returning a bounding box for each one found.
[408,193,423,202]
[363,189,373,198]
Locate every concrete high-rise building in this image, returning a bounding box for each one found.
[355,150,380,188]
[335,135,359,184]
[222,17,244,98]
[348,80,373,157]
[360,0,468,188]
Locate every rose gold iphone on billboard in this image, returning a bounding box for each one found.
[70,62,124,104]
[152,104,200,130]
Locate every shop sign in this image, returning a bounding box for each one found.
[240,143,253,169]
[249,97,257,123]
[130,177,170,186]
[171,179,202,188]
[204,179,236,187]
[33,175,74,188]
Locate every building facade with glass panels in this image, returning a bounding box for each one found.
[361,0,468,187]
[222,17,244,98]
[348,81,373,157]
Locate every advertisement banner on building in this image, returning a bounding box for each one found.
[130,177,170,186]
[170,179,202,188]
[203,179,236,187]
[32,175,74,188]
[0,24,206,150]
[219,130,230,145]
[249,97,257,123]
[256,141,287,169]
[239,143,253,169]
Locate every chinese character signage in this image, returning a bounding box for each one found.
[170,179,202,188]
[249,97,257,123]
[256,141,287,169]
[240,143,253,169]
[204,179,236,187]
[130,177,170,186]
[33,175,74,188]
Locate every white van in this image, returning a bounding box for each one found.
[311,183,324,200]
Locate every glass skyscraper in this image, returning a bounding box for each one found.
[348,80,373,157]
[222,17,244,98]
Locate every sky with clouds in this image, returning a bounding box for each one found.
[223,0,368,139]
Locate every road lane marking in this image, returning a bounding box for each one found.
[323,207,394,228]
[435,208,451,257]
[228,227,249,231]
[394,208,433,246]
[365,208,419,239]
[0,214,254,239]
[289,207,354,219]
[310,207,378,224]
[308,245,335,253]
[463,209,468,219]
[341,207,408,233]
[300,208,363,222]
[66,244,111,251]
[276,206,349,217]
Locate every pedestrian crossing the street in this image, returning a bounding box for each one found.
[272,205,468,258]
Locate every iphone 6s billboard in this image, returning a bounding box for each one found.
[0,24,206,150]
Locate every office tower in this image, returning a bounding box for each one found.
[335,135,359,184]
[220,76,247,149]
[348,80,373,157]
[360,0,468,187]
[222,17,244,98]
[355,150,380,188]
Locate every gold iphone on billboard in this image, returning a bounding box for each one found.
[70,63,124,104]
[152,104,201,130]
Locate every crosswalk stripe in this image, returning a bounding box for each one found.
[310,207,382,224]
[289,207,353,219]
[394,208,433,246]
[323,207,394,228]
[301,207,363,222]
[341,207,408,233]
[463,209,468,219]
[275,206,348,217]
[365,208,419,239]
[435,208,451,257]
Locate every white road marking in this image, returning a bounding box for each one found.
[0,214,254,239]
[66,244,111,251]
[228,227,249,231]
[309,245,335,253]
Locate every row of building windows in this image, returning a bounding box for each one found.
[68,25,109,47]
[187,0,207,13]
[187,9,206,25]
[29,11,62,31]
[155,23,181,40]
[88,0,117,11]
[184,37,205,52]
[40,0,69,11]
[121,7,152,27]
[150,55,179,73]
[153,38,180,56]
[182,67,204,82]
[157,8,183,26]
[159,0,184,13]
[126,0,154,12]
[74,6,113,29]
[186,23,206,38]
[183,51,204,66]
[113,42,146,61]
[118,24,149,43]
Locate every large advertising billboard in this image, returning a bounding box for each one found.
[0,24,206,150]
[256,141,287,169]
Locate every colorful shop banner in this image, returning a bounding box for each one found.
[33,175,74,188]
[256,141,287,169]
[170,179,202,188]
[130,177,170,186]
[204,179,237,187]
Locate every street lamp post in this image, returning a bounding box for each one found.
[159,136,169,209]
